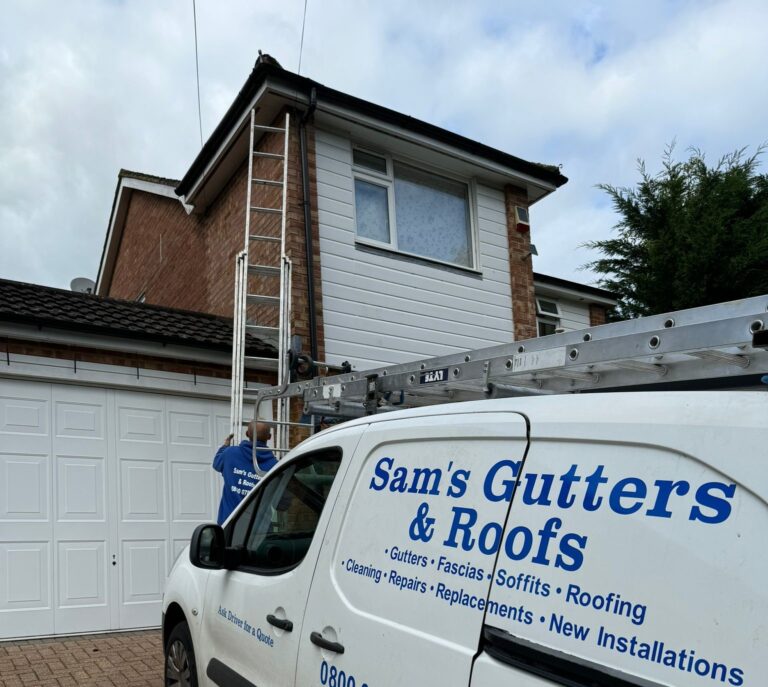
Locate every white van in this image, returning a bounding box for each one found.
[162,392,766,687]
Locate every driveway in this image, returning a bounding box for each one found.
[0,630,162,687]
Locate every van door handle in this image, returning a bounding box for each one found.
[266,614,293,632]
[310,631,345,654]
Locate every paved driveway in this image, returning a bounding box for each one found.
[0,630,162,687]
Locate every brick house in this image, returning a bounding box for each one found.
[0,55,616,642]
[96,55,614,376]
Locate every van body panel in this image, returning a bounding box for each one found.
[475,393,767,687]
[193,427,364,687]
[295,412,530,687]
[162,392,767,687]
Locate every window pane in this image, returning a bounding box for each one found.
[229,496,258,547]
[393,163,472,266]
[538,319,559,336]
[353,149,388,174]
[537,299,560,315]
[355,179,390,243]
[242,452,341,572]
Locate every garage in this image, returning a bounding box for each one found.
[0,277,276,640]
[0,378,229,639]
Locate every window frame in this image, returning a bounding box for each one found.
[536,298,562,336]
[351,145,480,271]
[224,447,342,577]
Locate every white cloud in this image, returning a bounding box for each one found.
[1,0,766,289]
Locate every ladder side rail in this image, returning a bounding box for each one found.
[230,253,248,437]
[275,112,292,452]
[230,109,258,440]
[243,109,257,251]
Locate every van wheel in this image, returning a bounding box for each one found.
[165,620,198,687]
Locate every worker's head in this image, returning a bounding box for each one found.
[246,420,273,443]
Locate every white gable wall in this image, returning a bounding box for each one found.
[315,128,515,371]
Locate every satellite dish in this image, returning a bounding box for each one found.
[70,277,96,294]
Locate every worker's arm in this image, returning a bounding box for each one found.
[213,434,234,473]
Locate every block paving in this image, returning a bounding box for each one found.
[0,630,162,687]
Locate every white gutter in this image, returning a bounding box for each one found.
[0,322,278,371]
[533,280,617,307]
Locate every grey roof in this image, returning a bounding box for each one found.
[0,277,275,357]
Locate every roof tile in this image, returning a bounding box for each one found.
[0,278,276,358]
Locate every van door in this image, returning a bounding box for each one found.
[196,437,355,687]
[295,411,530,687]
[472,395,767,686]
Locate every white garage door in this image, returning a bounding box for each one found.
[0,378,230,639]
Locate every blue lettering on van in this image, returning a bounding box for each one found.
[373,457,736,573]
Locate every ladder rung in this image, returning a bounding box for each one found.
[245,323,279,336]
[246,294,280,306]
[243,355,279,370]
[249,234,281,243]
[252,124,286,133]
[253,152,284,160]
[252,178,283,187]
[241,418,315,428]
[251,206,282,214]
[247,264,280,277]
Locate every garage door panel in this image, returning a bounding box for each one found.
[56,456,106,521]
[119,539,167,629]
[0,542,49,608]
[0,396,48,437]
[54,540,109,634]
[57,541,107,607]
[120,460,166,521]
[169,410,211,448]
[171,461,213,521]
[116,399,164,461]
[0,540,53,637]
[55,401,104,440]
[1,453,49,521]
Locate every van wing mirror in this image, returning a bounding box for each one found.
[189,523,225,569]
[189,524,245,570]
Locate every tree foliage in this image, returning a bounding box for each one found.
[585,145,768,319]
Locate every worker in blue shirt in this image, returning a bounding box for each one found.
[213,420,277,524]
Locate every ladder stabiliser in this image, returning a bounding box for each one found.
[251,294,768,420]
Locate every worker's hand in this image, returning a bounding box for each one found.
[224,433,234,447]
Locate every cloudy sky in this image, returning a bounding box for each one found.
[1,0,766,291]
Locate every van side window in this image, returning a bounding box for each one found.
[227,449,341,574]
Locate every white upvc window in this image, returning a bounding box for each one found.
[352,147,476,269]
[536,298,561,336]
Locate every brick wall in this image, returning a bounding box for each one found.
[4,338,276,384]
[505,185,537,341]
[589,304,608,327]
[107,110,325,361]
[109,191,207,306]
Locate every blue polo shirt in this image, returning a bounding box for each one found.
[213,439,277,524]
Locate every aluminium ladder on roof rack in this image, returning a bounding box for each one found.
[230,109,293,451]
[251,294,768,423]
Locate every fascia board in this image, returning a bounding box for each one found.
[0,322,278,371]
[0,352,238,400]
[181,80,272,206]
[308,101,557,201]
[533,281,618,307]
[95,177,183,295]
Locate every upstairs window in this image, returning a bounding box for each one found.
[352,148,475,268]
[536,298,561,336]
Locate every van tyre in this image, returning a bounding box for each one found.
[165,620,198,687]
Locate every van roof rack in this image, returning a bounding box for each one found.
[252,295,768,423]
